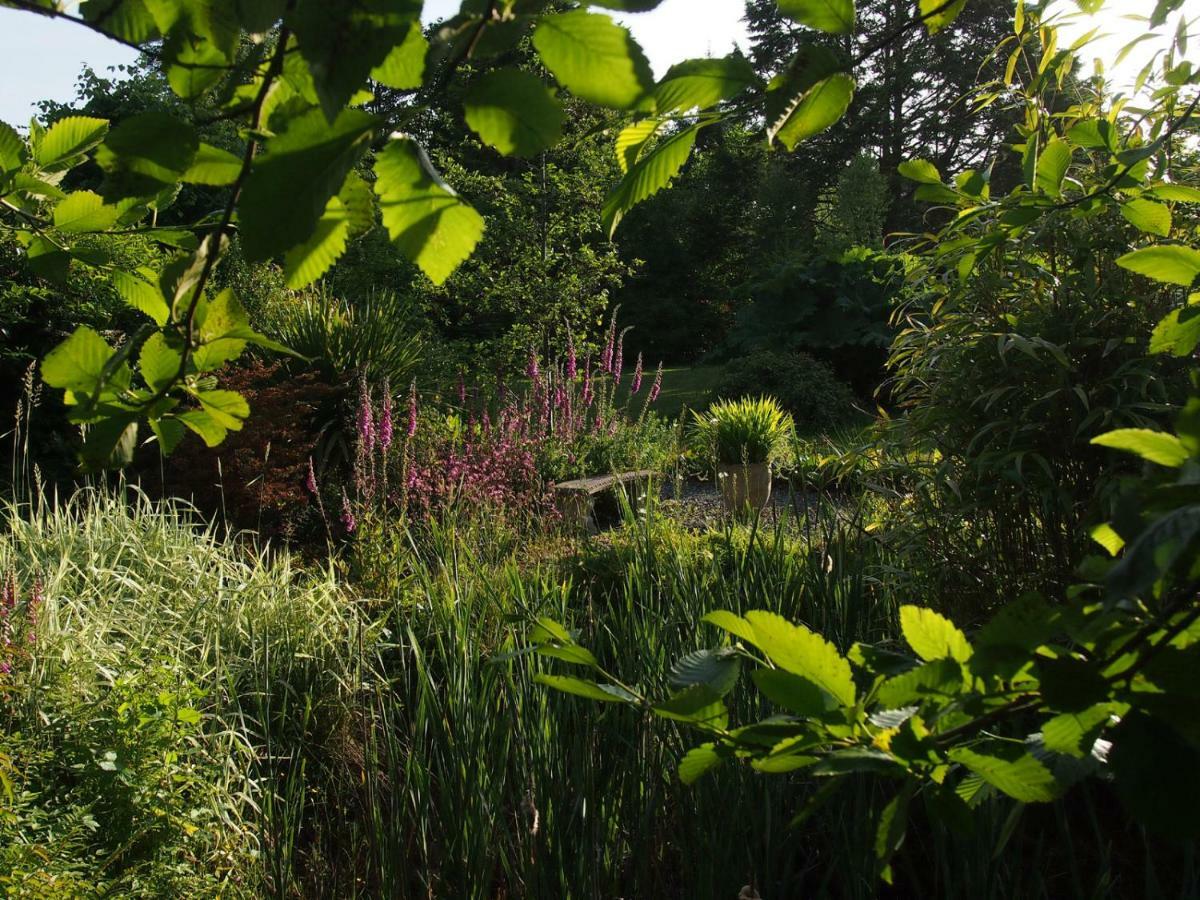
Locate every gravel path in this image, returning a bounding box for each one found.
[657,477,809,531]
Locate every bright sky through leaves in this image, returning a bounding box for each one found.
[0,0,1193,126]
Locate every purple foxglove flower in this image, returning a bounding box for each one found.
[357,377,375,453]
[379,388,394,452]
[613,327,630,378]
[631,353,644,394]
[340,490,357,534]
[582,363,594,407]
[305,458,319,495]
[527,350,540,382]
[648,362,663,404]
[600,318,615,373]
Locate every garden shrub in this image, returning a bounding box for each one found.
[716,350,858,430]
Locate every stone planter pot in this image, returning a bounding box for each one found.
[717,462,772,515]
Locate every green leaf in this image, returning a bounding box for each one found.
[34,116,108,169]
[178,408,228,447]
[197,389,249,431]
[53,191,120,234]
[374,136,486,286]
[752,668,834,716]
[602,124,700,238]
[653,56,757,114]
[194,288,251,372]
[81,415,139,470]
[876,658,961,708]
[678,742,725,785]
[949,744,1061,803]
[653,685,728,727]
[239,107,376,262]
[897,158,942,185]
[1034,138,1071,196]
[287,0,420,122]
[182,142,243,185]
[1066,118,1115,152]
[535,674,634,703]
[1042,705,1112,759]
[899,605,972,663]
[615,118,661,173]
[138,332,180,391]
[370,19,427,89]
[533,10,654,110]
[1116,245,1200,286]
[1148,183,1200,204]
[148,415,185,455]
[112,271,169,326]
[919,0,966,34]
[1090,428,1190,467]
[743,610,856,707]
[80,0,160,44]
[1120,198,1172,237]
[1150,307,1200,357]
[0,121,27,182]
[95,112,198,199]
[776,0,856,33]
[283,196,351,289]
[464,70,565,158]
[703,609,759,645]
[670,648,741,696]
[41,326,114,394]
[765,48,854,151]
[536,644,599,667]
[1089,522,1125,556]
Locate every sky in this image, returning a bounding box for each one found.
[0,0,1194,127]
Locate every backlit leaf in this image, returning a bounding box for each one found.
[1120,198,1172,237]
[1091,428,1190,467]
[95,112,198,199]
[920,0,967,34]
[182,142,243,185]
[776,0,856,33]
[533,10,654,110]
[602,124,700,238]
[899,605,972,663]
[41,326,115,394]
[374,136,485,285]
[53,191,120,233]
[1035,138,1071,196]
[743,610,856,707]
[949,744,1061,803]
[464,70,565,158]
[34,116,108,169]
[535,674,634,703]
[370,19,427,89]
[1116,245,1200,286]
[653,56,757,114]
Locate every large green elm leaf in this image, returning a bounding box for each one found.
[1034,138,1071,196]
[919,0,967,34]
[678,743,726,785]
[196,388,249,430]
[602,124,700,238]
[463,70,564,158]
[41,326,115,395]
[79,0,161,43]
[95,112,198,200]
[53,191,121,234]
[370,19,427,89]
[34,116,108,170]
[899,605,972,663]
[374,137,485,286]
[193,288,253,371]
[615,118,661,173]
[1120,198,1172,237]
[1117,245,1200,286]
[897,158,942,185]
[182,142,243,185]
[653,56,757,115]
[239,107,376,261]
[1150,307,1200,357]
[1090,428,1190,467]
[113,271,170,325]
[776,0,856,33]
[766,47,854,150]
[948,743,1061,802]
[670,648,741,696]
[533,10,654,110]
[0,121,26,182]
[287,0,420,122]
[283,196,351,288]
[139,332,180,391]
[743,610,856,707]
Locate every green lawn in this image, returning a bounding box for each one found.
[615,364,726,419]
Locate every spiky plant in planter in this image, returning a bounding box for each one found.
[691,396,794,514]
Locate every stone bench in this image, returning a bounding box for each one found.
[554,470,656,532]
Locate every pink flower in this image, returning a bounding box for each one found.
[407,381,419,438]
[379,386,394,452]
[305,458,318,495]
[648,362,663,404]
[582,361,594,407]
[340,490,357,534]
[600,314,616,373]
[613,327,630,378]
[527,350,540,382]
[357,377,375,453]
[631,353,644,394]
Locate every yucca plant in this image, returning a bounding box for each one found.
[691,395,794,466]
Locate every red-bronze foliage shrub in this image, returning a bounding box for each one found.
[153,360,342,539]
